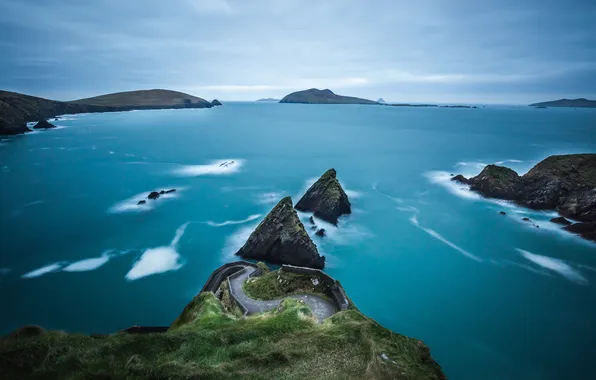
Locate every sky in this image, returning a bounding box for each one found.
[0,0,595,104]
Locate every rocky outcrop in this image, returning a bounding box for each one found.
[315,228,326,237]
[563,222,596,241]
[137,200,146,205]
[236,196,325,269]
[451,174,470,185]
[453,154,596,242]
[550,217,571,226]
[211,99,222,106]
[33,119,56,129]
[148,191,160,200]
[295,169,351,225]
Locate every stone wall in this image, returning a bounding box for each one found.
[200,261,257,293]
[281,265,349,310]
[227,268,250,315]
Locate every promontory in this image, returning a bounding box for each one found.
[280,88,378,105]
[529,98,596,108]
[0,89,214,135]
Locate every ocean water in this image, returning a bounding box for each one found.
[1,103,596,379]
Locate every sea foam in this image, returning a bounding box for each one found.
[517,248,587,284]
[173,159,244,177]
[62,252,112,272]
[21,262,66,279]
[125,223,189,280]
[206,214,262,227]
[108,188,183,214]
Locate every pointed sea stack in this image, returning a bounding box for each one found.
[33,119,56,129]
[295,168,351,224]
[236,196,325,269]
[211,99,222,106]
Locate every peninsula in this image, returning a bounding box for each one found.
[280,88,378,104]
[0,260,446,379]
[529,98,596,108]
[0,89,214,135]
[452,154,596,241]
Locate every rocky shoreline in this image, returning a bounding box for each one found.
[452,154,596,241]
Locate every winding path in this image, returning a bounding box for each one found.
[228,265,338,322]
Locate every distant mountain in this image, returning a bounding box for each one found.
[0,89,213,135]
[256,98,280,102]
[280,89,378,105]
[377,98,386,103]
[529,98,596,108]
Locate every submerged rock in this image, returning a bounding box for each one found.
[165,189,176,194]
[295,168,351,225]
[33,119,56,129]
[236,196,325,269]
[137,200,146,205]
[499,211,506,215]
[148,191,160,200]
[550,216,572,226]
[315,228,326,237]
[311,226,317,230]
[522,217,531,222]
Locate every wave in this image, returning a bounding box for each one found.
[108,188,183,214]
[221,223,257,261]
[517,248,587,284]
[173,159,244,177]
[125,223,189,281]
[206,214,262,227]
[21,262,66,279]
[423,171,482,200]
[62,252,113,272]
[407,210,482,262]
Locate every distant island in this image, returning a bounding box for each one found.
[280,88,378,105]
[256,98,280,102]
[377,98,386,103]
[529,98,596,108]
[0,89,215,135]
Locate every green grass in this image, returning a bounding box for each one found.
[243,268,332,301]
[0,293,444,380]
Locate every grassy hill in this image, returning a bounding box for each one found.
[0,282,446,379]
[0,89,213,135]
[529,98,596,108]
[280,88,378,105]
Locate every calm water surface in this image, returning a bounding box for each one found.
[1,103,595,379]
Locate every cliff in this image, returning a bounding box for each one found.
[453,154,596,241]
[529,98,596,108]
[0,89,213,135]
[236,197,325,268]
[280,88,378,105]
[295,168,352,224]
[0,289,445,379]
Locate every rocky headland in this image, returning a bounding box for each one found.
[0,89,214,135]
[452,154,596,241]
[295,168,352,225]
[529,98,596,108]
[236,196,325,269]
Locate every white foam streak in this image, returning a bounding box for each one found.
[221,224,257,260]
[517,248,587,284]
[424,171,481,200]
[206,214,262,227]
[125,223,189,281]
[62,253,112,272]
[173,159,244,177]
[21,262,65,279]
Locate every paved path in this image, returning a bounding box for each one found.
[228,266,338,322]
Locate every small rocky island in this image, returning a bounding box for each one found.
[236,196,325,269]
[280,88,378,105]
[529,98,596,108]
[452,154,596,241]
[295,168,352,225]
[0,260,446,379]
[32,119,56,129]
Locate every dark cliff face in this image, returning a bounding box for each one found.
[295,168,352,225]
[454,154,596,241]
[236,196,325,269]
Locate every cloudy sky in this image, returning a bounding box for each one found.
[1,0,595,103]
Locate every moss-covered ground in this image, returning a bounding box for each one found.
[0,292,444,380]
[243,268,332,301]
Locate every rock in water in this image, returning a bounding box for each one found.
[550,216,572,226]
[451,174,470,185]
[469,165,520,199]
[165,189,176,193]
[33,119,56,129]
[499,211,506,215]
[236,196,325,269]
[295,168,351,224]
[137,200,146,205]
[211,99,222,106]
[563,222,596,241]
[315,228,326,237]
[308,216,315,225]
[148,191,160,200]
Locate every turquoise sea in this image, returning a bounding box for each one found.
[1,103,595,379]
